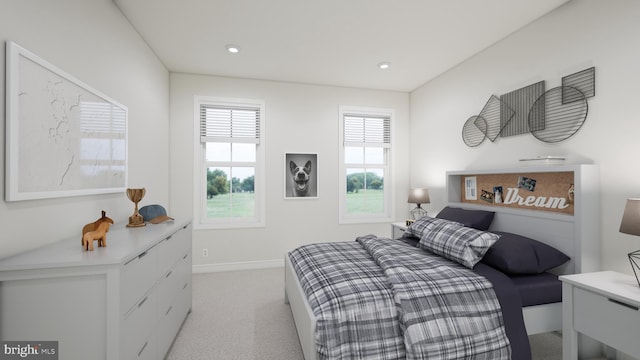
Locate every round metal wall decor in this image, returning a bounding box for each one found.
[462,115,487,147]
[527,86,588,143]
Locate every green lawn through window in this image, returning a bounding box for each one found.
[207,192,255,218]
[206,189,384,218]
[346,189,384,214]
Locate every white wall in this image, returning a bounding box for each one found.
[0,0,170,258]
[170,74,410,269]
[410,0,640,274]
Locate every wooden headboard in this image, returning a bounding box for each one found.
[445,165,600,275]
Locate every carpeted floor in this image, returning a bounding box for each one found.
[166,268,563,360]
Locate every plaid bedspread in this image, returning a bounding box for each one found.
[289,241,405,359]
[288,236,511,360]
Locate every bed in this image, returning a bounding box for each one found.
[284,165,600,360]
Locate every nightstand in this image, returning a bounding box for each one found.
[560,271,640,360]
[391,222,408,239]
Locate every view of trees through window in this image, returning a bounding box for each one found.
[206,169,254,197]
[346,170,384,214]
[206,168,255,218]
[346,171,383,192]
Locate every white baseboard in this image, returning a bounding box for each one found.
[192,258,284,273]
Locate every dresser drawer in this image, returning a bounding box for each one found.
[123,331,157,360]
[160,279,192,356]
[157,264,181,315]
[159,251,191,314]
[175,251,192,289]
[157,224,191,276]
[158,279,191,358]
[120,245,158,314]
[121,288,157,360]
[573,287,640,355]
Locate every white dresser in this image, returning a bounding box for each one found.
[0,218,192,360]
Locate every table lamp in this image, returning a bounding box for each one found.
[408,188,430,220]
[619,198,640,287]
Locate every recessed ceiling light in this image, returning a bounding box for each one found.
[378,62,390,70]
[226,45,240,54]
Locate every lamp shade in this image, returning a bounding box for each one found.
[408,188,430,205]
[620,198,640,236]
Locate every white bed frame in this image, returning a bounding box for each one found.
[285,165,600,360]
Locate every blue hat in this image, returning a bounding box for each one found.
[139,204,174,224]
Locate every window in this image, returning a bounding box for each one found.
[195,96,265,228]
[339,106,393,223]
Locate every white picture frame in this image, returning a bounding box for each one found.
[284,153,318,199]
[5,41,128,201]
[464,176,477,200]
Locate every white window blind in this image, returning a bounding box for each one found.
[343,114,390,147]
[200,105,260,144]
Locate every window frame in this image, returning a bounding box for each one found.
[194,96,265,229]
[339,105,394,224]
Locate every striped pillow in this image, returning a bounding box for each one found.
[405,216,463,239]
[418,221,500,268]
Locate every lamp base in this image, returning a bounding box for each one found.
[410,206,427,220]
[629,249,640,287]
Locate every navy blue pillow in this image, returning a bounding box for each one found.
[436,206,495,231]
[481,231,570,274]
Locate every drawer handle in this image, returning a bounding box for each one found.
[166,235,173,241]
[138,251,147,259]
[183,253,188,260]
[165,270,173,278]
[138,296,148,308]
[137,341,148,357]
[183,282,188,290]
[608,298,639,311]
[166,305,173,315]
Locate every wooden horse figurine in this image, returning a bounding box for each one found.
[81,211,115,251]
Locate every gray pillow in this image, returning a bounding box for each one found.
[418,221,500,268]
[481,231,570,274]
[436,206,495,231]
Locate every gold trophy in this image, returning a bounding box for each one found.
[126,188,146,227]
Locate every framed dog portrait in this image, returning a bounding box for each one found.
[285,153,318,199]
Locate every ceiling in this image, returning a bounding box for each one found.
[114,0,570,92]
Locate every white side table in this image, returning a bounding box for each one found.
[391,222,408,239]
[560,271,640,360]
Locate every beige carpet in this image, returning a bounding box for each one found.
[167,268,562,360]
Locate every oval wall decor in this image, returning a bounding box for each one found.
[527,86,588,143]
